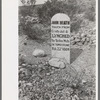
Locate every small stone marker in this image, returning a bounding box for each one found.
[51,13,70,64]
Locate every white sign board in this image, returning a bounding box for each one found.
[51,13,70,64]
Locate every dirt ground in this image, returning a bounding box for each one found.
[19,35,96,100]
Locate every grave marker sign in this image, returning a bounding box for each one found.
[51,13,70,64]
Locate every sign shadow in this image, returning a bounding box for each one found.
[70,48,83,64]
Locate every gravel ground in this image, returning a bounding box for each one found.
[19,35,96,100]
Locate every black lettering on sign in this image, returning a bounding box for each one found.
[65,44,69,46]
[52,26,61,28]
[52,47,56,50]
[64,39,70,42]
[55,44,69,46]
[62,48,70,51]
[52,34,70,38]
[60,21,70,25]
[56,34,65,38]
[57,47,61,51]
[56,44,62,46]
[52,21,59,24]
[56,39,63,42]
[66,30,68,33]
[60,30,65,33]
[52,34,56,38]
[62,26,67,28]
[56,34,70,38]
[52,47,62,51]
[51,39,55,42]
[55,30,59,33]
[68,21,70,25]
[62,26,70,28]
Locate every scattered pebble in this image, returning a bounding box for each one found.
[51,71,54,74]
[22,63,27,67]
[71,95,79,100]
[46,73,51,76]
[27,64,32,67]
[81,79,87,84]
[34,64,38,67]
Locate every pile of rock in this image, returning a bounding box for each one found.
[71,19,96,46]
[71,27,96,46]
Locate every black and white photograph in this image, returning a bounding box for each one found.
[18,0,97,100]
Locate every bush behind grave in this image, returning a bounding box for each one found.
[24,23,50,42]
[37,0,80,25]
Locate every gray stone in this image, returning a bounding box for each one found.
[22,63,27,67]
[75,38,81,42]
[49,58,66,69]
[32,49,45,57]
[81,79,87,85]
[72,41,77,45]
[86,37,90,42]
[71,37,75,41]
[81,37,86,42]
[71,95,79,100]
[46,73,51,76]
[81,34,87,38]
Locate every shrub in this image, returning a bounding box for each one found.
[19,6,35,17]
[84,8,95,21]
[37,0,63,24]
[37,0,79,24]
[71,14,83,32]
[22,22,50,42]
[26,24,44,40]
[19,13,50,42]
